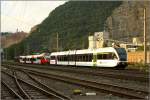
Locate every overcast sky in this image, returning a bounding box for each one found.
[1,1,66,33]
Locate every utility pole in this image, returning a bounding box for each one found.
[14,48,16,57]
[144,8,147,65]
[56,33,59,52]
[5,49,7,61]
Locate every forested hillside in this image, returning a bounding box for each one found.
[5,1,122,59]
[28,1,122,51]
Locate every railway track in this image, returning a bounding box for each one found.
[6,61,148,74]
[1,69,71,100]
[16,69,72,100]
[1,71,28,100]
[2,64,149,99]
[2,62,149,82]
[1,80,23,100]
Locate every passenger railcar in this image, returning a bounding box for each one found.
[50,47,127,68]
[19,56,26,63]
[18,53,48,64]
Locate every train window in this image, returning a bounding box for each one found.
[76,55,78,61]
[31,58,36,61]
[68,55,70,61]
[58,56,60,61]
[61,55,64,61]
[59,56,61,61]
[77,55,79,61]
[75,54,83,62]
[23,58,26,61]
[69,55,75,61]
[69,55,72,61]
[51,56,56,60]
[58,56,61,61]
[97,54,103,59]
[103,54,108,59]
[75,54,92,62]
[26,58,29,61]
[70,55,72,61]
[37,57,42,60]
[107,53,112,59]
[78,55,81,61]
[62,55,66,61]
[84,55,86,61]
[80,55,83,61]
[60,56,62,61]
[76,54,80,61]
[64,55,68,61]
[85,55,88,61]
[57,55,68,61]
[97,53,117,60]
[72,55,74,61]
[60,56,63,61]
[88,54,92,61]
[73,55,75,61]
[82,55,84,61]
[83,54,88,62]
[97,53,108,59]
[62,56,64,61]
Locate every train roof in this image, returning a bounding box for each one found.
[96,47,117,52]
[19,53,45,58]
[50,47,122,56]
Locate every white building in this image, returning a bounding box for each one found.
[88,31,109,49]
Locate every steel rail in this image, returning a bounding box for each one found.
[5,61,148,74]
[12,71,31,100]
[3,62,148,82]
[2,63,149,99]
[1,80,24,100]
[19,69,72,100]
[2,70,70,100]
[18,67,149,99]
[3,61,148,76]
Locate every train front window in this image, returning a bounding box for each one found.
[115,48,127,61]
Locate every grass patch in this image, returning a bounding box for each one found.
[127,63,149,72]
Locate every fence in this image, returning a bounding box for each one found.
[127,51,150,64]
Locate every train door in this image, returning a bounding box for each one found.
[31,56,34,64]
[68,51,76,66]
[92,53,97,67]
[50,56,57,65]
[68,55,76,66]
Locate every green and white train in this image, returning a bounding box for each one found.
[49,47,127,68]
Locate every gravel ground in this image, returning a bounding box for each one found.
[1,83,16,100]
[1,72,21,95]
[14,69,124,99]
[29,64,149,76]
[30,73,125,100]
[2,65,149,100]
[1,68,56,99]
[23,67,148,92]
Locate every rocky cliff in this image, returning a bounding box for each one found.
[106,1,150,43]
